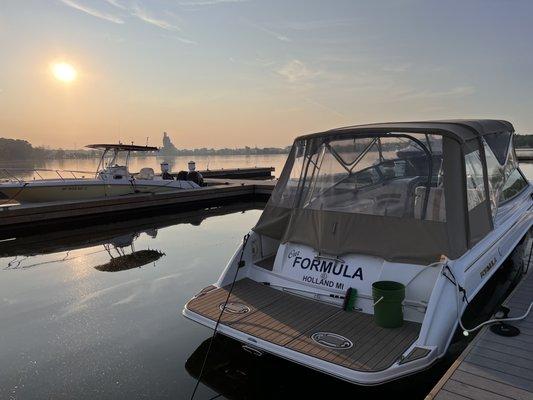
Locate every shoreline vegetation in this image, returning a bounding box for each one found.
[0,135,291,162]
[1,132,532,162]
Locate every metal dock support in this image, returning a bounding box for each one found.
[426,270,533,400]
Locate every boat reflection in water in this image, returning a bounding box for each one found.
[0,202,264,272]
[185,335,454,400]
[1,222,166,272]
[94,231,165,272]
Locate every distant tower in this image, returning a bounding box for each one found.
[163,132,171,148]
[161,132,178,156]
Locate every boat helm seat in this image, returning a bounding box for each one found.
[187,170,204,186]
[414,186,445,221]
[137,167,155,180]
[413,186,486,221]
[370,177,421,217]
[101,165,129,180]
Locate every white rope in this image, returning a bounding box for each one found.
[449,269,533,336]
[404,259,447,289]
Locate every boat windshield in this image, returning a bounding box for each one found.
[97,148,130,171]
[274,133,445,221]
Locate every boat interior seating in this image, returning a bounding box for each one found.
[137,167,155,180]
[254,254,276,271]
[100,165,129,180]
[314,176,430,219]
[413,186,445,221]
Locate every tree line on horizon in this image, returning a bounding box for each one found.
[2,134,533,161]
[0,137,291,161]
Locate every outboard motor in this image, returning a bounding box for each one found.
[160,162,173,180]
[186,160,204,186]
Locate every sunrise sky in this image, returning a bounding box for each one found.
[1,0,532,149]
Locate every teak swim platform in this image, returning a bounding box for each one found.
[186,278,421,373]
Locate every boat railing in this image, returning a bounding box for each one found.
[0,168,95,183]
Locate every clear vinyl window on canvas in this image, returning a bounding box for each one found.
[270,133,445,221]
[464,149,486,211]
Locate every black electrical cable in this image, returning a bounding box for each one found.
[190,233,250,400]
[525,237,533,274]
[443,265,469,304]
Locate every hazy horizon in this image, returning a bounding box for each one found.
[1,0,533,149]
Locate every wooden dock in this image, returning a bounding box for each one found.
[516,149,533,162]
[163,166,274,180]
[197,167,275,180]
[426,269,533,400]
[0,179,275,232]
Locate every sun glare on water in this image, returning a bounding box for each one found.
[52,62,77,83]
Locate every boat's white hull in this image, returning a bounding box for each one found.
[0,178,199,203]
[183,188,533,386]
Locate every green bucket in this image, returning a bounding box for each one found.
[372,281,405,328]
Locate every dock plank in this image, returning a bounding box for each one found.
[426,268,533,399]
[476,338,533,361]
[434,389,471,400]
[466,353,533,382]
[451,370,533,400]
[444,378,514,400]
[469,347,533,369]
[458,362,533,393]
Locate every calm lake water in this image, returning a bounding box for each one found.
[0,156,531,399]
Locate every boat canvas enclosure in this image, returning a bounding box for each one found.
[254,120,520,264]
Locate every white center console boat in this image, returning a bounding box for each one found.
[0,144,200,203]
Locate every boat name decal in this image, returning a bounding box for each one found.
[302,275,345,289]
[287,249,301,259]
[291,256,363,281]
[480,257,497,278]
[61,186,88,191]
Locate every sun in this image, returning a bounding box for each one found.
[52,62,77,83]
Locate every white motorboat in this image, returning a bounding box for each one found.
[0,143,201,203]
[184,120,532,385]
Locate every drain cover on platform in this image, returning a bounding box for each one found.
[311,332,353,350]
[219,302,250,314]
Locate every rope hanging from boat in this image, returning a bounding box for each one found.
[190,233,250,400]
[444,264,533,336]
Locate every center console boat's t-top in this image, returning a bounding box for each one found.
[184,120,532,385]
[0,143,201,203]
